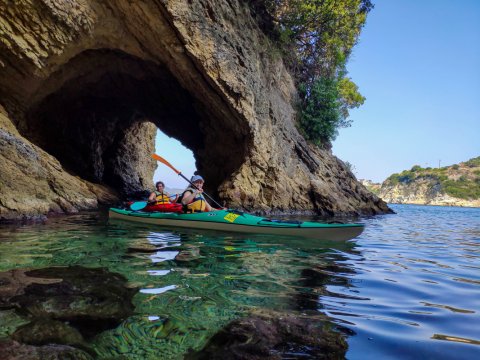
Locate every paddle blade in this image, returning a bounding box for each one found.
[151,154,181,174]
[130,201,148,211]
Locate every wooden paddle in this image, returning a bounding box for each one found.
[151,153,224,209]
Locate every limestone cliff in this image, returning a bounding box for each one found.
[375,158,480,207]
[0,0,390,221]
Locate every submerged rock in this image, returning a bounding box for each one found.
[175,245,201,262]
[12,318,85,347]
[0,340,93,360]
[188,312,347,359]
[0,266,137,345]
[0,269,62,309]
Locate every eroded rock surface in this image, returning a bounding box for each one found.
[0,266,137,340]
[0,0,390,220]
[0,340,93,360]
[187,312,347,359]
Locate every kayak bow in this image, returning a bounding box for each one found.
[109,208,364,241]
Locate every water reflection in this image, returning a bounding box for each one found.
[1,205,479,359]
[320,205,480,359]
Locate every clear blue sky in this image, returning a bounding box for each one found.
[153,134,196,189]
[155,0,480,187]
[333,0,480,182]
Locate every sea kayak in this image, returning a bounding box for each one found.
[109,208,364,241]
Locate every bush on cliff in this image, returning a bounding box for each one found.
[248,0,372,145]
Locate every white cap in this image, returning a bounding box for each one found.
[190,175,204,182]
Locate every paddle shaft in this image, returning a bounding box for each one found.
[152,153,223,209]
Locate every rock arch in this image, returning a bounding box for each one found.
[0,0,390,220]
[23,49,249,197]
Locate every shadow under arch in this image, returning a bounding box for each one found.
[24,48,251,198]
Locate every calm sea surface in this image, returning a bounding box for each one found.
[0,204,479,359]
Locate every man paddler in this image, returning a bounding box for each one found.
[148,181,177,204]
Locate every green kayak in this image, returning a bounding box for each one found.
[109,208,364,241]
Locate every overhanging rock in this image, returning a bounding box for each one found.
[0,0,390,220]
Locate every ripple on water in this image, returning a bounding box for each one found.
[0,205,479,359]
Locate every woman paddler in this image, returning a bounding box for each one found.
[148,181,177,205]
[179,175,217,212]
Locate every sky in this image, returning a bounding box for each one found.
[153,134,196,190]
[155,0,480,188]
[333,0,480,182]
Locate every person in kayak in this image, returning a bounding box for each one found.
[179,175,216,212]
[148,181,178,205]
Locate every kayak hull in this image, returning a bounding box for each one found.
[109,208,364,241]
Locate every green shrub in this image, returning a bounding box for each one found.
[386,174,400,185]
[464,156,480,168]
[443,177,480,199]
[386,171,415,185]
[248,0,372,145]
[298,77,341,144]
[399,174,415,183]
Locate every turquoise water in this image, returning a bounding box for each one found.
[0,204,479,359]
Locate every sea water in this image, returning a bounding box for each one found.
[0,204,478,359]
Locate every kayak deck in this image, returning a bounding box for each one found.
[108,208,364,241]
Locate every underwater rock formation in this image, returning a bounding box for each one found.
[187,312,347,359]
[0,0,390,220]
[0,340,93,360]
[0,266,137,352]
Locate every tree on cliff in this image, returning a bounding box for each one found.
[249,0,371,145]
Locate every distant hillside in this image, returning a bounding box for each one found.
[367,157,480,207]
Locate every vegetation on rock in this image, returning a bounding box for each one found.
[249,0,372,145]
[384,157,480,200]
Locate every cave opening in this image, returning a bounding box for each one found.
[153,129,196,191]
[23,49,249,199]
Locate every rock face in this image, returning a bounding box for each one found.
[0,0,390,221]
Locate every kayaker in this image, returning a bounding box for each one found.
[179,175,216,212]
[148,181,178,205]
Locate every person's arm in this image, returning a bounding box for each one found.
[148,192,156,203]
[181,190,195,205]
[165,192,177,203]
[204,201,213,212]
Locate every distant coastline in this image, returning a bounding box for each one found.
[360,156,480,208]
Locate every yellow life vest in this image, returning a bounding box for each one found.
[154,191,170,204]
[181,187,206,212]
[187,199,206,212]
